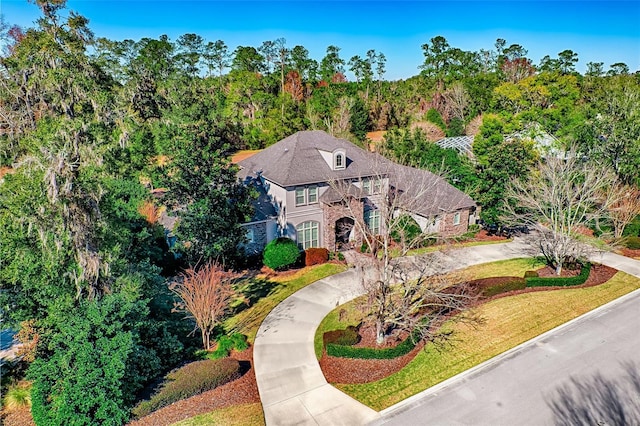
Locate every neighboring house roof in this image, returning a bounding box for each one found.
[435,135,474,156]
[238,130,383,187]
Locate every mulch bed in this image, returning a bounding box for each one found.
[620,248,640,259]
[128,348,260,426]
[318,263,617,386]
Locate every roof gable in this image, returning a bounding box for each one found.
[238,130,380,186]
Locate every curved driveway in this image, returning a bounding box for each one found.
[253,239,532,425]
[253,240,640,425]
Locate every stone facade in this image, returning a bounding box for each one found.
[322,198,364,252]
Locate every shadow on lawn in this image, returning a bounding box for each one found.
[545,360,640,425]
[232,277,278,314]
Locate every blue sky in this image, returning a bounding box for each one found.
[2,1,639,80]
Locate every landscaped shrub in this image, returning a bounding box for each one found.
[326,329,420,359]
[524,270,539,278]
[195,333,249,360]
[305,247,329,266]
[426,108,447,131]
[469,276,527,298]
[525,263,591,288]
[263,237,300,270]
[2,381,32,411]
[622,215,640,237]
[323,326,360,347]
[625,236,640,250]
[132,358,241,418]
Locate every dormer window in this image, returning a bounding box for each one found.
[333,149,346,170]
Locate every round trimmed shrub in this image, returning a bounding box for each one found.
[391,215,422,245]
[625,236,640,250]
[263,237,300,270]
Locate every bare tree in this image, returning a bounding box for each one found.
[607,183,640,239]
[443,82,470,122]
[328,157,477,344]
[170,262,239,350]
[504,153,619,275]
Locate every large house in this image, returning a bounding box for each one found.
[237,130,477,254]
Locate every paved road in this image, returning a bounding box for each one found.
[374,285,640,425]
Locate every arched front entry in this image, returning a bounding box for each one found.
[335,217,355,251]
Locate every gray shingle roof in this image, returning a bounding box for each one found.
[388,163,476,216]
[238,131,382,187]
[239,130,476,217]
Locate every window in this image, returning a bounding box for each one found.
[296,221,319,249]
[362,179,371,195]
[308,186,318,204]
[295,188,306,206]
[373,178,382,194]
[453,211,461,226]
[246,228,254,243]
[334,153,345,170]
[364,209,381,235]
[295,186,318,206]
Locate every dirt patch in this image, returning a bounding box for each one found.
[1,408,35,426]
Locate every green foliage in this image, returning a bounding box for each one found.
[326,330,419,359]
[350,97,370,141]
[2,382,32,411]
[446,117,465,137]
[525,263,591,288]
[426,108,446,131]
[28,295,148,425]
[263,237,300,270]
[622,215,640,237]
[625,236,640,250]
[200,333,249,360]
[132,358,241,418]
[391,215,423,245]
[383,128,478,191]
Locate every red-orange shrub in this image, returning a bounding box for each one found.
[305,248,329,266]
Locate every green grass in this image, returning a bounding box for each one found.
[335,271,640,410]
[224,263,346,343]
[399,239,513,258]
[461,257,546,279]
[314,258,545,359]
[171,403,265,426]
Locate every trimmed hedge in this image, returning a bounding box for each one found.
[625,236,640,250]
[132,358,241,418]
[305,247,329,266]
[469,276,527,298]
[525,263,591,288]
[327,330,419,360]
[263,237,300,270]
[524,270,539,278]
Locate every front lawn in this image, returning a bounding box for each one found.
[334,271,640,410]
[172,403,264,426]
[225,263,346,343]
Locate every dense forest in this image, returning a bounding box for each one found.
[0,1,639,424]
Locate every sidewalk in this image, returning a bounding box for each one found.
[253,238,532,425]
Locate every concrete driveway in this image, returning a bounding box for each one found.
[253,240,640,425]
